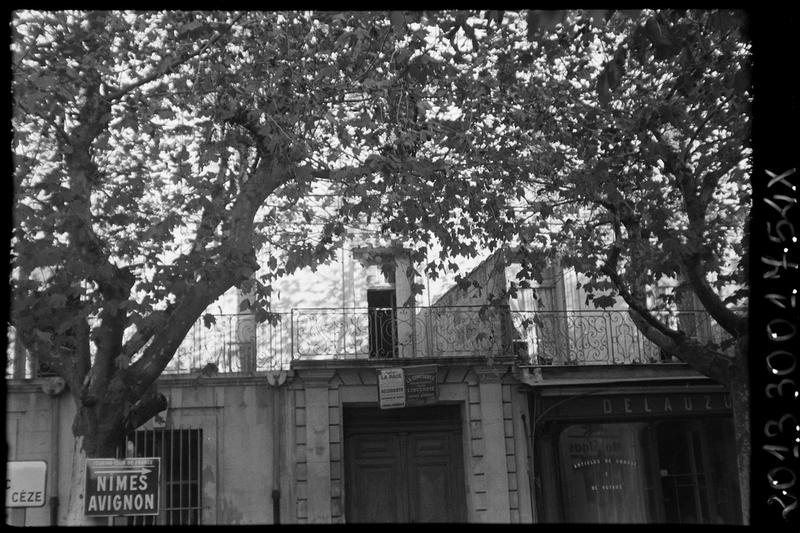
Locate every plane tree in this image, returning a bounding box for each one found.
[356,9,753,521]
[10,8,753,524]
[9,9,462,522]
[512,10,753,518]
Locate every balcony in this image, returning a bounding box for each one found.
[6,307,734,378]
[509,309,733,366]
[163,307,732,374]
[166,312,291,374]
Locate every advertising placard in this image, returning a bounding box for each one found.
[404,365,438,403]
[378,367,406,409]
[6,460,47,508]
[85,457,160,517]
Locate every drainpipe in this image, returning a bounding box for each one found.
[50,393,61,526]
[272,387,281,525]
[521,412,536,523]
[267,371,288,524]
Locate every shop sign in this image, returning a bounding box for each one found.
[378,365,439,409]
[6,460,47,508]
[540,391,732,419]
[378,367,406,409]
[85,457,160,517]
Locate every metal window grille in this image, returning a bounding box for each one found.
[122,428,202,525]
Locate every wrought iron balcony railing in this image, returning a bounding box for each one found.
[509,309,733,366]
[166,312,291,374]
[6,307,736,378]
[291,305,512,360]
[290,307,732,366]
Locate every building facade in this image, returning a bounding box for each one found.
[5,246,742,525]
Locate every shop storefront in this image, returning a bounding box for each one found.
[532,385,742,524]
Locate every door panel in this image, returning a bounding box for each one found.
[407,432,464,522]
[345,408,466,523]
[409,463,450,522]
[346,433,405,522]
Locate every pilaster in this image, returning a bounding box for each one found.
[300,369,335,523]
[474,366,511,522]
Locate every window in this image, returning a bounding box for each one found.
[557,423,650,522]
[124,428,202,525]
[545,418,741,524]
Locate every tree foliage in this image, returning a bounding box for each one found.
[343,9,753,517]
[11,13,751,511]
[11,10,457,454]
[356,9,751,381]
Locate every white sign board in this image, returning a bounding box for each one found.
[6,461,47,508]
[378,368,406,409]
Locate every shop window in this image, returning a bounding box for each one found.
[550,418,741,524]
[557,423,650,522]
[124,428,202,525]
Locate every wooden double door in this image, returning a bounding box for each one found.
[344,405,467,523]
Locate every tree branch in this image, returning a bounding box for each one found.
[626,311,734,385]
[127,161,290,395]
[106,12,247,103]
[680,250,747,336]
[600,248,682,340]
[684,92,734,160]
[124,389,168,433]
[672,163,746,336]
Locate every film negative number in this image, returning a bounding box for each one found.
[762,444,800,461]
[767,493,798,521]
[764,413,798,439]
[765,378,798,400]
[768,466,797,491]
[766,350,797,377]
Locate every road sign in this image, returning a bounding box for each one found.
[85,457,160,517]
[6,461,47,508]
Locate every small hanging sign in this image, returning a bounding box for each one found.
[404,365,438,403]
[378,367,406,409]
[377,365,438,409]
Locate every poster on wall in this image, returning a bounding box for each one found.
[404,365,438,403]
[378,367,406,409]
[377,365,438,409]
[84,457,160,517]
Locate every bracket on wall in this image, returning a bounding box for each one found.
[41,376,66,396]
[266,370,293,387]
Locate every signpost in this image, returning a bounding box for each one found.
[85,457,160,517]
[6,460,47,508]
[378,365,438,409]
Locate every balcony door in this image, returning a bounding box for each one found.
[368,288,397,358]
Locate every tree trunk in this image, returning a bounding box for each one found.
[62,397,129,525]
[730,335,750,525]
[61,436,108,526]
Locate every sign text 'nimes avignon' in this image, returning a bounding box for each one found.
[84,458,160,517]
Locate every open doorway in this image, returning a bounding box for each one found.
[367,288,396,358]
